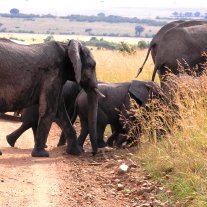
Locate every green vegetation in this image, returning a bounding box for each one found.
[122,71,207,206]
[0,12,166,26]
[82,37,150,52]
[0,12,165,38]
[60,14,167,26]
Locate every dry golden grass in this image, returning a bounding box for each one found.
[93,48,155,83]
[123,72,207,206]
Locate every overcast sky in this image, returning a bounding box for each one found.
[0,0,206,16]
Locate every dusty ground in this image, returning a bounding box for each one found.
[0,117,170,207]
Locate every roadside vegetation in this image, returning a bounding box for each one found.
[94,48,207,206]
[1,11,207,204]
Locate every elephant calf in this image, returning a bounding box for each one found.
[6,81,80,148]
[72,80,163,149]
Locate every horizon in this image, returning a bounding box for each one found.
[0,0,207,18]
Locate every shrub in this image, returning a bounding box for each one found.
[137,40,150,49]
[123,58,207,205]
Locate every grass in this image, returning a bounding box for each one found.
[1,31,206,205]
[94,49,207,206]
[93,48,154,82]
[125,74,207,206]
[0,32,152,45]
[0,17,160,37]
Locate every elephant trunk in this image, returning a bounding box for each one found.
[86,89,98,155]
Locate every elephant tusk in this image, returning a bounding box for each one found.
[94,88,105,98]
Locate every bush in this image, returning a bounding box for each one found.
[123,58,207,205]
[118,42,137,54]
[137,40,150,49]
[44,35,54,42]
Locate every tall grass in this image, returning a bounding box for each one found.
[93,48,154,82]
[123,73,207,206]
[94,49,207,205]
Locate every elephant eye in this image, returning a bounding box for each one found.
[87,62,96,69]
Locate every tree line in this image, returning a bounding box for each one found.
[2,9,167,27]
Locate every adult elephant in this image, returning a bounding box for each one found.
[137,20,207,80]
[0,38,102,157]
[71,80,164,149]
[151,22,207,83]
[6,81,80,148]
[136,20,185,77]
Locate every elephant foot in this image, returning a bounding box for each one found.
[0,150,2,155]
[31,148,49,157]
[66,141,82,156]
[106,138,114,147]
[92,150,97,156]
[57,140,66,147]
[6,135,17,147]
[97,140,106,148]
[57,134,66,147]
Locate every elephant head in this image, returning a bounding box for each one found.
[67,40,104,155]
[129,80,165,106]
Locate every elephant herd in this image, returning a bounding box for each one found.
[0,20,207,157]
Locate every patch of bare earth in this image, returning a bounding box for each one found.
[0,117,170,207]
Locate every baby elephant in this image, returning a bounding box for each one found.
[6,81,80,147]
[72,80,162,149]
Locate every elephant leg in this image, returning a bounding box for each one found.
[77,119,89,148]
[32,124,49,148]
[6,123,31,147]
[32,124,37,138]
[97,125,106,148]
[55,99,82,156]
[57,131,66,146]
[115,133,128,148]
[31,115,52,157]
[106,131,120,147]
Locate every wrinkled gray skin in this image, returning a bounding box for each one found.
[0,39,99,157]
[152,21,207,83]
[137,20,207,81]
[72,80,163,149]
[6,81,80,148]
[136,20,185,77]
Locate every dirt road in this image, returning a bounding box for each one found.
[0,118,167,207]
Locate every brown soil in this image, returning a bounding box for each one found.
[0,117,170,207]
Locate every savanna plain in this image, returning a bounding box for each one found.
[0,31,207,206]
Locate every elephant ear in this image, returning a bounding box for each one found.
[129,80,151,105]
[68,40,82,84]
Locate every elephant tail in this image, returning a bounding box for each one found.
[136,43,155,78]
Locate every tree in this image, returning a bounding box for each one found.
[172,11,178,17]
[85,28,92,33]
[138,40,149,49]
[10,8,20,15]
[97,12,105,17]
[184,12,192,18]
[135,25,144,37]
[194,11,200,17]
[44,35,54,42]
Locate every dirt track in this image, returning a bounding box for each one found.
[0,117,167,207]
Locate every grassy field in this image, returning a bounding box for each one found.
[0,32,152,45]
[93,48,207,206]
[0,17,160,38]
[1,30,206,205]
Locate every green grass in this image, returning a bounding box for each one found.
[131,75,207,206]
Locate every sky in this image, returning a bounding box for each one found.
[0,0,206,16]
